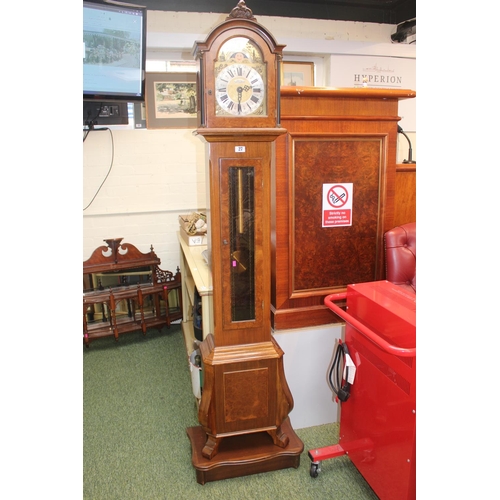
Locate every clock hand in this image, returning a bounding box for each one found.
[237,86,243,113]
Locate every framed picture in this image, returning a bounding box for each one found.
[282,62,315,87]
[145,72,197,129]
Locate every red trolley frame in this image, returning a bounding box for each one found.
[308,281,416,500]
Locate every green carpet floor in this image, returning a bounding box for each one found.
[83,324,378,499]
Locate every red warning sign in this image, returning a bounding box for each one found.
[322,183,353,227]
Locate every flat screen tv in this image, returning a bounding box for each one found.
[83,0,147,103]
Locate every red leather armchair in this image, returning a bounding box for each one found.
[384,222,416,294]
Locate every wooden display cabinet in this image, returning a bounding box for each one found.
[271,86,416,330]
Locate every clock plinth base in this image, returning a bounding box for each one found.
[201,426,290,460]
[187,418,303,485]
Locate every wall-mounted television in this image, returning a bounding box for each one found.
[83,0,147,105]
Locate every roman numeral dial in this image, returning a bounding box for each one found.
[215,64,266,116]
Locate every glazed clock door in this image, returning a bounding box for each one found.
[203,134,283,348]
[220,158,263,327]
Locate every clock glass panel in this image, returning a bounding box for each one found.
[215,37,267,117]
[228,166,255,321]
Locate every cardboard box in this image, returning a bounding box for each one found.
[179,228,207,246]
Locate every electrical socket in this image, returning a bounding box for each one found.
[98,105,121,117]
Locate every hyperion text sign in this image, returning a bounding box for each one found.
[322,183,353,227]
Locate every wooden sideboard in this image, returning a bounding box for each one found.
[83,238,182,346]
[271,87,416,330]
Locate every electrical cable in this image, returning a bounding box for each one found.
[83,103,105,139]
[83,127,114,211]
[328,340,351,402]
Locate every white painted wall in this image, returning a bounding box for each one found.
[273,323,344,429]
[83,128,206,268]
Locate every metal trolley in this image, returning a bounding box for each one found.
[308,281,416,500]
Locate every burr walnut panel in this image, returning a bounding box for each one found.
[292,136,384,293]
[223,368,269,423]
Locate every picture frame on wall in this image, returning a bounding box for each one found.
[145,72,197,129]
[282,62,315,87]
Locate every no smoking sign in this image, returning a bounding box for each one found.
[322,183,353,227]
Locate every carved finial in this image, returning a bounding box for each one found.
[227,1,256,21]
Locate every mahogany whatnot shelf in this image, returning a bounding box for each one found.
[83,238,182,346]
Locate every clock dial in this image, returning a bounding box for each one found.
[215,64,266,116]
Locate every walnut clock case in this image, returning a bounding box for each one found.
[187,1,303,484]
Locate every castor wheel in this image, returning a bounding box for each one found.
[310,462,321,478]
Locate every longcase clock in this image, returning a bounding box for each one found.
[187,1,303,483]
